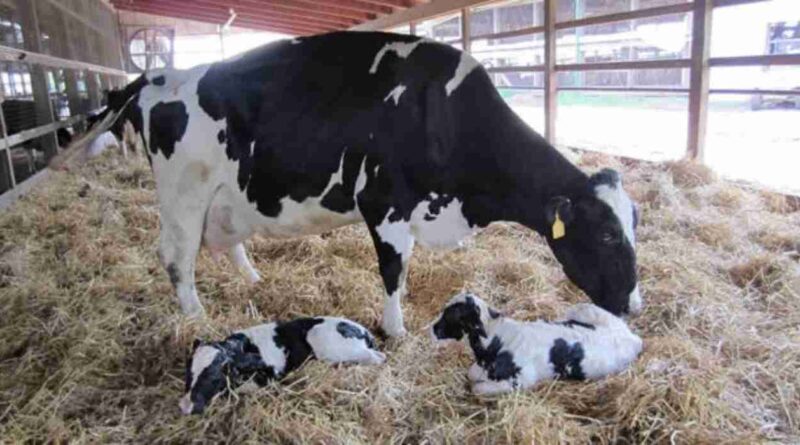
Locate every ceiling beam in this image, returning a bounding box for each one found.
[302,0,392,16]
[355,0,412,8]
[260,0,376,21]
[131,0,357,27]
[352,0,491,30]
[112,3,326,34]
[114,1,340,31]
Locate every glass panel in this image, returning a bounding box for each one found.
[416,13,461,43]
[470,0,544,37]
[490,71,544,89]
[556,0,690,23]
[9,135,53,184]
[556,13,691,64]
[710,66,800,92]
[472,33,544,68]
[711,0,800,58]
[0,3,24,49]
[557,68,689,88]
[499,87,545,134]
[706,94,800,194]
[556,91,688,160]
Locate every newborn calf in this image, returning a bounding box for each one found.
[181,317,385,414]
[430,293,642,395]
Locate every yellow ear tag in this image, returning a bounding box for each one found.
[552,212,566,240]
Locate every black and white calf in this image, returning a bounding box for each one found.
[430,293,642,395]
[82,31,641,337]
[181,317,385,415]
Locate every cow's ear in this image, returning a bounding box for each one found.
[545,196,574,226]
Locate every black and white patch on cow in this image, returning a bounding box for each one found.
[430,292,643,395]
[87,31,641,337]
[180,316,385,415]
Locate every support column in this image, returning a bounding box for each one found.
[544,0,557,143]
[687,0,712,161]
[15,0,59,158]
[461,8,471,53]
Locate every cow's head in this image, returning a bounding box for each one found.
[430,292,500,342]
[545,169,641,316]
[180,338,241,415]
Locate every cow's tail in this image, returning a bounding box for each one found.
[48,79,144,171]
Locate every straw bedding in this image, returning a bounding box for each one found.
[0,150,798,443]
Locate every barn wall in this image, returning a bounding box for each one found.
[0,0,127,205]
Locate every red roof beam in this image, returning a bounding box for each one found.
[112,3,326,34]
[132,0,357,27]
[115,1,341,31]
[238,0,376,21]
[294,0,392,16]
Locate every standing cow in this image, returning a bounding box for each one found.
[77,32,641,337]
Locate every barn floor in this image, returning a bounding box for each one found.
[1,150,798,444]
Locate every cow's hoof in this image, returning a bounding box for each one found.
[182,305,207,320]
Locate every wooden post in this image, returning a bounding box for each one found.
[461,8,471,52]
[543,0,557,143]
[686,0,712,161]
[16,0,59,158]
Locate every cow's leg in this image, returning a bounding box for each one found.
[159,209,206,317]
[228,243,260,284]
[367,220,415,338]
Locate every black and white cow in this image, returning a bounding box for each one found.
[80,32,641,337]
[181,317,385,414]
[430,292,643,395]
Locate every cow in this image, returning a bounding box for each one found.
[429,292,642,395]
[72,31,641,337]
[181,316,385,414]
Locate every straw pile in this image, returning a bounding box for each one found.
[1,149,798,443]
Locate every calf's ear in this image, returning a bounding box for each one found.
[192,338,203,351]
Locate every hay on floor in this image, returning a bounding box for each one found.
[0,150,798,443]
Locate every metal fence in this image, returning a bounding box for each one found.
[0,0,127,204]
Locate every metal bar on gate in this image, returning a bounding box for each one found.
[0,45,127,77]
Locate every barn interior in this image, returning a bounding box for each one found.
[0,0,798,443]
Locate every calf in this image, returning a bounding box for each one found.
[181,317,385,414]
[430,293,642,395]
[75,32,642,337]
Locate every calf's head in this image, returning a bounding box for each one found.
[545,169,641,316]
[180,338,243,415]
[430,292,500,342]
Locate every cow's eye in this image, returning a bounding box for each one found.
[600,232,616,244]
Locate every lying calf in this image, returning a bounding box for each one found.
[430,293,642,395]
[181,317,385,414]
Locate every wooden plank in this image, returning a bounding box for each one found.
[686,0,712,161]
[709,88,800,96]
[0,45,127,76]
[5,115,84,148]
[555,2,693,30]
[351,0,493,31]
[543,0,557,143]
[709,54,800,67]
[713,0,770,7]
[559,86,689,93]
[43,0,105,34]
[307,0,393,15]
[0,168,50,211]
[461,8,470,52]
[471,25,545,41]
[486,65,545,73]
[556,59,690,71]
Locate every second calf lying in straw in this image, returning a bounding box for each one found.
[430,292,642,395]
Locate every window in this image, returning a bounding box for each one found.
[472,33,544,69]
[470,0,544,37]
[711,1,800,58]
[557,0,690,23]
[416,13,462,45]
[388,24,412,35]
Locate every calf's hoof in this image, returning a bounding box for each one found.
[380,318,407,338]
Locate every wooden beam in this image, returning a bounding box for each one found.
[558,86,689,93]
[461,8,470,52]
[0,168,50,211]
[351,0,493,31]
[556,59,690,71]
[709,54,800,67]
[471,25,544,42]
[112,3,328,34]
[126,0,356,28]
[357,0,412,8]
[43,0,105,34]
[555,3,693,31]
[713,0,770,7]
[709,88,800,96]
[486,65,545,73]
[112,2,335,32]
[264,0,376,21]
[686,0,712,161]
[543,0,557,143]
[307,0,392,15]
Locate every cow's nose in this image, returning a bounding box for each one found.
[179,395,194,415]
